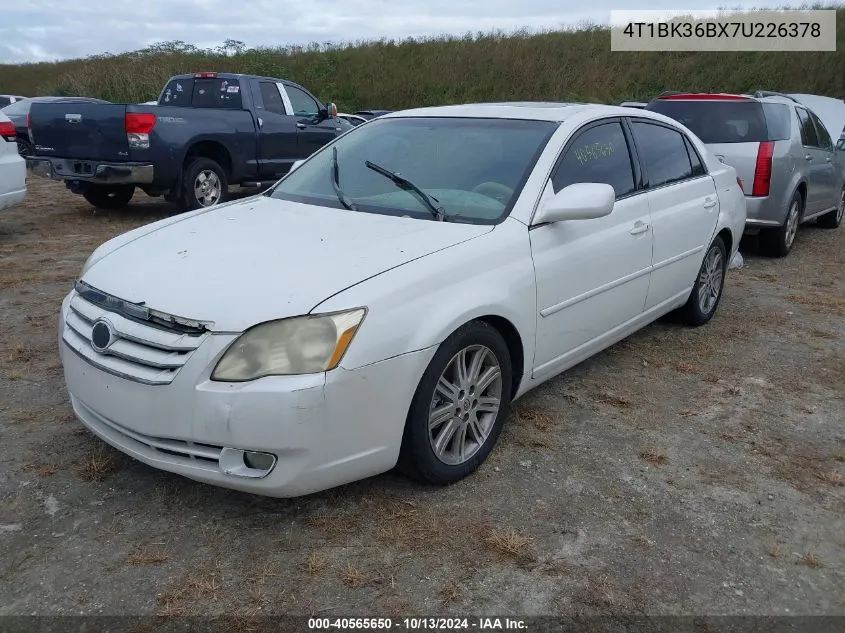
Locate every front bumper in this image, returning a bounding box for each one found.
[27,157,154,185]
[58,292,436,497]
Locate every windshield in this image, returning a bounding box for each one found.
[267,116,557,224]
[646,100,790,143]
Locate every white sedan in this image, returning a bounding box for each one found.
[0,111,26,210]
[59,103,746,497]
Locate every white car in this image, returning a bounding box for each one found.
[58,102,746,497]
[0,111,26,210]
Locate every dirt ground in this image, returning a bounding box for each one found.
[0,179,843,618]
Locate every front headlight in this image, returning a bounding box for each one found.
[210,308,366,382]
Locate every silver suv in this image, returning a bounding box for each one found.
[646,91,845,257]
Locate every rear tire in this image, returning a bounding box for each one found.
[16,139,34,158]
[397,321,512,486]
[82,184,135,209]
[817,187,844,229]
[179,158,227,212]
[759,190,802,257]
[677,236,727,327]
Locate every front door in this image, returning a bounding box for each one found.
[282,84,341,158]
[530,119,653,379]
[252,80,299,179]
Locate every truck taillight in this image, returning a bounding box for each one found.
[194,71,218,78]
[751,141,774,197]
[0,121,15,138]
[125,112,157,149]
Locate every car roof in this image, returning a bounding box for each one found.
[381,102,663,122]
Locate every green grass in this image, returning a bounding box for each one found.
[1,9,844,111]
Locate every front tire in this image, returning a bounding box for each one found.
[179,158,227,211]
[82,184,135,209]
[398,321,513,485]
[678,235,727,327]
[817,187,844,229]
[759,190,802,257]
[16,138,34,158]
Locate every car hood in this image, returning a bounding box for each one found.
[81,195,492,332]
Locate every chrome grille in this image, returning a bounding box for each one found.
[62,291,209,385]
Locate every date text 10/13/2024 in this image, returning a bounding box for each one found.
[308,617,528,630]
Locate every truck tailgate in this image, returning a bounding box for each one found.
[29,103,129,161]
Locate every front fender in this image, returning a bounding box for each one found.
[310,218,537,384]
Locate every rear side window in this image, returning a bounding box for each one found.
[0,97,10,107]
[647,99,772,143]
[258,82,287,114]
[552,121,636,198]
[684,136,706,176]
[808,110,832,149]
[160,77,243,109]
[631,121,693,188]
[761,103,791,141]
[796,107,819,147]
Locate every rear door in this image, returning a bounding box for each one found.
[29,102,129,161]
[249,79,299,179]
[281,84,340,157]
[806,108,839,211]
[628,118,719,311]
[795,106,828,214]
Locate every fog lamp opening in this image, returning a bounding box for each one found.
[219,447,277,479]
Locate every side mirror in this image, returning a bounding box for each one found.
[533,183,615,225]
[319,102,338,120]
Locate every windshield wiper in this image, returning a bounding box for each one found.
[365,160,445,221]
[332,146,358,211]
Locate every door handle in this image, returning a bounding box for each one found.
[296,122,307,130]
[805,154,813,161]
[630,222,650,235]
[257,117,263,128]
[703,199,717,209]
[826,156,832,162]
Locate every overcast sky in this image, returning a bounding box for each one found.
[0,0,814,64]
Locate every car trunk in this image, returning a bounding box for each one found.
[29,103,130,161]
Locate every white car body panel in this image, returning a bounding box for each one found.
[61,103,747,497]
[0,112,26,211]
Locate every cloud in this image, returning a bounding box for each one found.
[0,0,811,64]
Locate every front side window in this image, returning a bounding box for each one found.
[267,116,557,224]
[552,121,636,198]
[285,85,320,118]
[631,121,694,188]
[796,107,819,147]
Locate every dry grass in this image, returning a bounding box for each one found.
[815,470,844,486]
[796,554,824,569]
[810,329,838,340]
[21,461,59,477]
[306,515,362,538]
[639,449,668,467]
[341,564,368,589]
[3,344,38,363]
[127,548,169,565]
[834,452,845,463]
[155,562,223,615]
[785,294,845,316]
[304,551,328,576]
[593,390,633,409]
[78,450,117,482]
[512,406,556,431]
[482,526,532,559]
[440,581,461,604]
[8,409,38,423]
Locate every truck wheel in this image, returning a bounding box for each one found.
[82,184,135,209]
[16,139,34,158]
[180,158,228,211]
